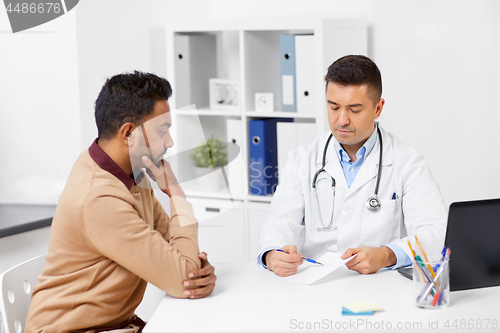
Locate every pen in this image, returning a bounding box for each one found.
[432,263,447,307]
[438,290,444,305]
[415,236,436,278]
[408,241,426,282]
[432,290,440,306]
[434,246,447,271]
[432,270,443,306]
[407,241,416,258]
[276,249,323,265]
[415,256,436,287]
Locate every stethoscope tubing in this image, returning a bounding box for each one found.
[313,127,383,230]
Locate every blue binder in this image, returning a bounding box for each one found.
[280,34,296,112]
[249,118,292,196]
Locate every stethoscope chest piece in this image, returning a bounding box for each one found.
[366,195,381,212]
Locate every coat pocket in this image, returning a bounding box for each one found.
[360,199,400,246]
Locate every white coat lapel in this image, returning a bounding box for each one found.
[318,135,348,191]
[348,144,378,193]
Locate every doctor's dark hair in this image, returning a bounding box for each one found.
[95,71,172,140]
[324,55,382,105]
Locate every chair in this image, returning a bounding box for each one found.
[0,256,45,333]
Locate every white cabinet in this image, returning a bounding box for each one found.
[164,19,367,262]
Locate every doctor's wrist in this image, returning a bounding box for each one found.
[382,246,397,267]
[263,250,275,271]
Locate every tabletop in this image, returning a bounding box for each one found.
[144,262,500,332]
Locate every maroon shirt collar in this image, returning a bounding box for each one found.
[89,138,143,190]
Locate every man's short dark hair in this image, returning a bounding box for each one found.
[324,55,382,105]
[95,71,172,140]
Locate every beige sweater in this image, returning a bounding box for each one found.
[26,144,200,333]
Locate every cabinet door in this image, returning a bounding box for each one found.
[190,198,245,262]
[247,202,271,262]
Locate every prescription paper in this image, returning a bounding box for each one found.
[283,252,355,285]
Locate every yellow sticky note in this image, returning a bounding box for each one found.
[343,300,383,313]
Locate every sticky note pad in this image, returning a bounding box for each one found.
[342,307,373,316]
[343,300,382,313]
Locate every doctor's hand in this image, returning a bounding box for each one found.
[341,247,397,275]
[265,245,303,277]
[141,156,185,198]
[182,252,216,299]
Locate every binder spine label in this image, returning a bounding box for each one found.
[282,75,294,106]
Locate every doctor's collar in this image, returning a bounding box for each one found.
[334,123,379,162]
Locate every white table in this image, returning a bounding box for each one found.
[144,262,500,332]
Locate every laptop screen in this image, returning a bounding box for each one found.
[445,198,500,291]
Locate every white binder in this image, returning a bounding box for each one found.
[226,118,245,197]
[174,35,190,108]
[174,34,217,109]
[277,122,317,183]
[295,35,315,114]
[280,34,296,112]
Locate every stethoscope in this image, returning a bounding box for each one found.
[312,127,383,230]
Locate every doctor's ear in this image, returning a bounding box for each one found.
[374,98,385,118]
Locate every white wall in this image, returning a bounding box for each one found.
[76,0,210,149]
[1,0,499,206]
[0,9,80,204]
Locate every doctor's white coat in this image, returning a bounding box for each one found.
[258,125,447,263]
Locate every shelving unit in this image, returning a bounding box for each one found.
[164,19,367,262]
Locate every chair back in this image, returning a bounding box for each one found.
[0,256,45,333]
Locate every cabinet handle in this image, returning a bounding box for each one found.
[205,207,220,213]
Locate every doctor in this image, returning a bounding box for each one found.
[258,55,447,277]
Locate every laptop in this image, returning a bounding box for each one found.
[398,198,500,291]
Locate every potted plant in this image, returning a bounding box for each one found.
[189,136,228,191]
[190,136,228,169]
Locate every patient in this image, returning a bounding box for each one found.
[25,71,216,333]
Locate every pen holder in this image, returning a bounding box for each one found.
[413,258,450,309]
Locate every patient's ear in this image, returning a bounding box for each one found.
[119,123,135,147]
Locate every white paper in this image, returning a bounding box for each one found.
[283,252,355,285]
